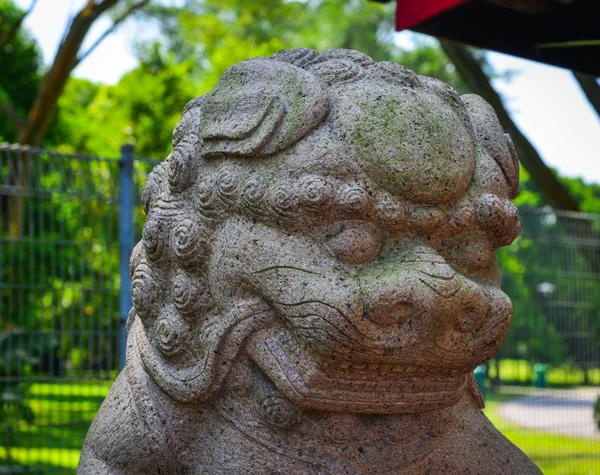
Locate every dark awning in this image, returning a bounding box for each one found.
[389,0,600,75]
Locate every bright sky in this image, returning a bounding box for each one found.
[15,0,600,184]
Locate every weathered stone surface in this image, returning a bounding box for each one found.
[79,48,541,474]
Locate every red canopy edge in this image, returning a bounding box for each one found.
[395,0,469,31]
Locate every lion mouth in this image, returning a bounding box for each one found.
[327,362,474,380]
[247,325,471,415]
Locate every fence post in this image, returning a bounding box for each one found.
[118,143,134,370]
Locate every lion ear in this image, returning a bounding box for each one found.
[199,58,331,158]
[201,93,285,157]
[462,94,520,199]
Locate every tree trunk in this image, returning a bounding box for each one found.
[17,0,120,147]
[583,367,591,386]
[573,72,600,118]
[492,357,501,389]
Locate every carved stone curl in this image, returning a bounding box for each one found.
[80,48,541,474]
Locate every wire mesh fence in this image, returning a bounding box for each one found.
[0,144,158,473]
[488,208,600,474]
[0,144,598,474]
[497,208,600,380]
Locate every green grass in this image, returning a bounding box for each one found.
[0,381,111,474]
[483,391,600,475]
[1,381,599,474]
[489,359,600,387]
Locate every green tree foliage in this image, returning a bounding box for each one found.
[515,167,600,214]
[54,51,197,158]
[0,0,42,143]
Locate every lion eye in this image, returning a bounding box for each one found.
[325,221,381,265]
[441,238,495,272]
[435,234,500,284]
[473,194,520,247]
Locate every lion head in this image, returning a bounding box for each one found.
[129,48,520,414]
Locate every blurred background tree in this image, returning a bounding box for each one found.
[0,0,42,144]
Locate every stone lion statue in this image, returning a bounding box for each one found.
[79,48,540,474]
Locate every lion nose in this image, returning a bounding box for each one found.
[359,242,490,334]
[367,292,418,327]
[452,278,490,332]
[361,268,489,333]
